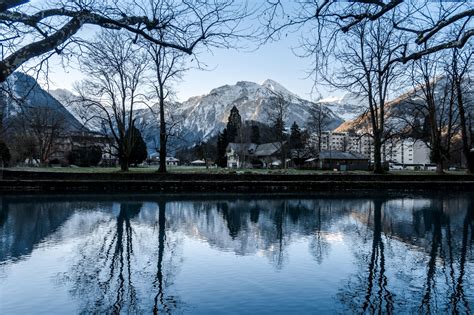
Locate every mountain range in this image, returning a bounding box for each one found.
[4,73,397,150]
[1,72,84,132]
[51,78,349,148]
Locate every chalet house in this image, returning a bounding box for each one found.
[50,132,116,166]
[148,153,180,166]
[226,142,282,168]
[311,150,369,171]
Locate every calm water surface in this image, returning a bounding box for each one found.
[0,192,472,314]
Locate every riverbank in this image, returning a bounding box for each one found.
[1,169,473,193]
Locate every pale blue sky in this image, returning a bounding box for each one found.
[37,0,337,103]
[45,33,334,102]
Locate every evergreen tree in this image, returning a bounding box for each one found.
[251,125,260,144]
[127,126,148,166]
[289,121,303,149]
[227,106,242,143]
[216,128,229,167]
[274,117,286,142]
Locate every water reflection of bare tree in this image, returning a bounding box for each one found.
[341,195,473,313]
[418,196,473,314]
[63,202,142,313]
[419,199,445,314]
[152,200,179,314]
[339,199,393,314]
[450,198,473,313]
[362,199,393,314]
[309,206,330,265]
[61,200,183,313]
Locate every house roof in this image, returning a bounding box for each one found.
[227,143,257,153]
[149,153,180,162]
[190,159,206,164]
[318,150,368,160]
[254,142,281,156]
[227,142,281,157]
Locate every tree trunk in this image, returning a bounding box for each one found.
[455,79,471,173]
[281,142,286,169]
[373,134,383,174]
[436,161,444,174]
[158,96,167,174]
[120,158,129,172]
[431,138,444,174]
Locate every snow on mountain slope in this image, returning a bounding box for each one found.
[176,80,344,144]
[1,73,84,132]
[49,88,85,124]
[317,92,364,121]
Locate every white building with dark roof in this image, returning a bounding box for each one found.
[226,142,282,168]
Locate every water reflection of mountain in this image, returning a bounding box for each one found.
[1,194,472,263]
[0,197,119,262]
[0,193,472,313]
[140,198,368,264]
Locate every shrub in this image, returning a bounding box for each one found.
[68,146,103,167]
[0,141,11,166]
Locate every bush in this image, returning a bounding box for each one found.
[468,150,474,173]
[0,141,11,166]
[68,146,103,167]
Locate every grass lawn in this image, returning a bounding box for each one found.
[6,166,468,175]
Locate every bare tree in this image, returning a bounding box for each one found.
[263,1,473,67]
[144,27,187,173]
[448,45,473,172]
[409,54,460,174]
[75,31,148,172]
[327,18,404,173]
[10,106,67,165]
[307,103,331,153]
[264,89,290,168]
[148,105,186,164]
[0,0,250,82]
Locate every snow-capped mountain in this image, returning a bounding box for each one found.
[317,92,365,121]
[1,73,84,132]
[49,88,88,126]
[174,79,344,144]
[7,75,347,149]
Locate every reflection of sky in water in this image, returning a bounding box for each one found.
[0,193,472,314]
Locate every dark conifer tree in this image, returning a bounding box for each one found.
[227,106,242,143]
[216,128,229,167]
[289,121,303,149]
[251,125,261,144]
[274,117,286,143]
[127,126,148,166]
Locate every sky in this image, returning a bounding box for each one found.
[35,1,339,103]
[44,32,335,103]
